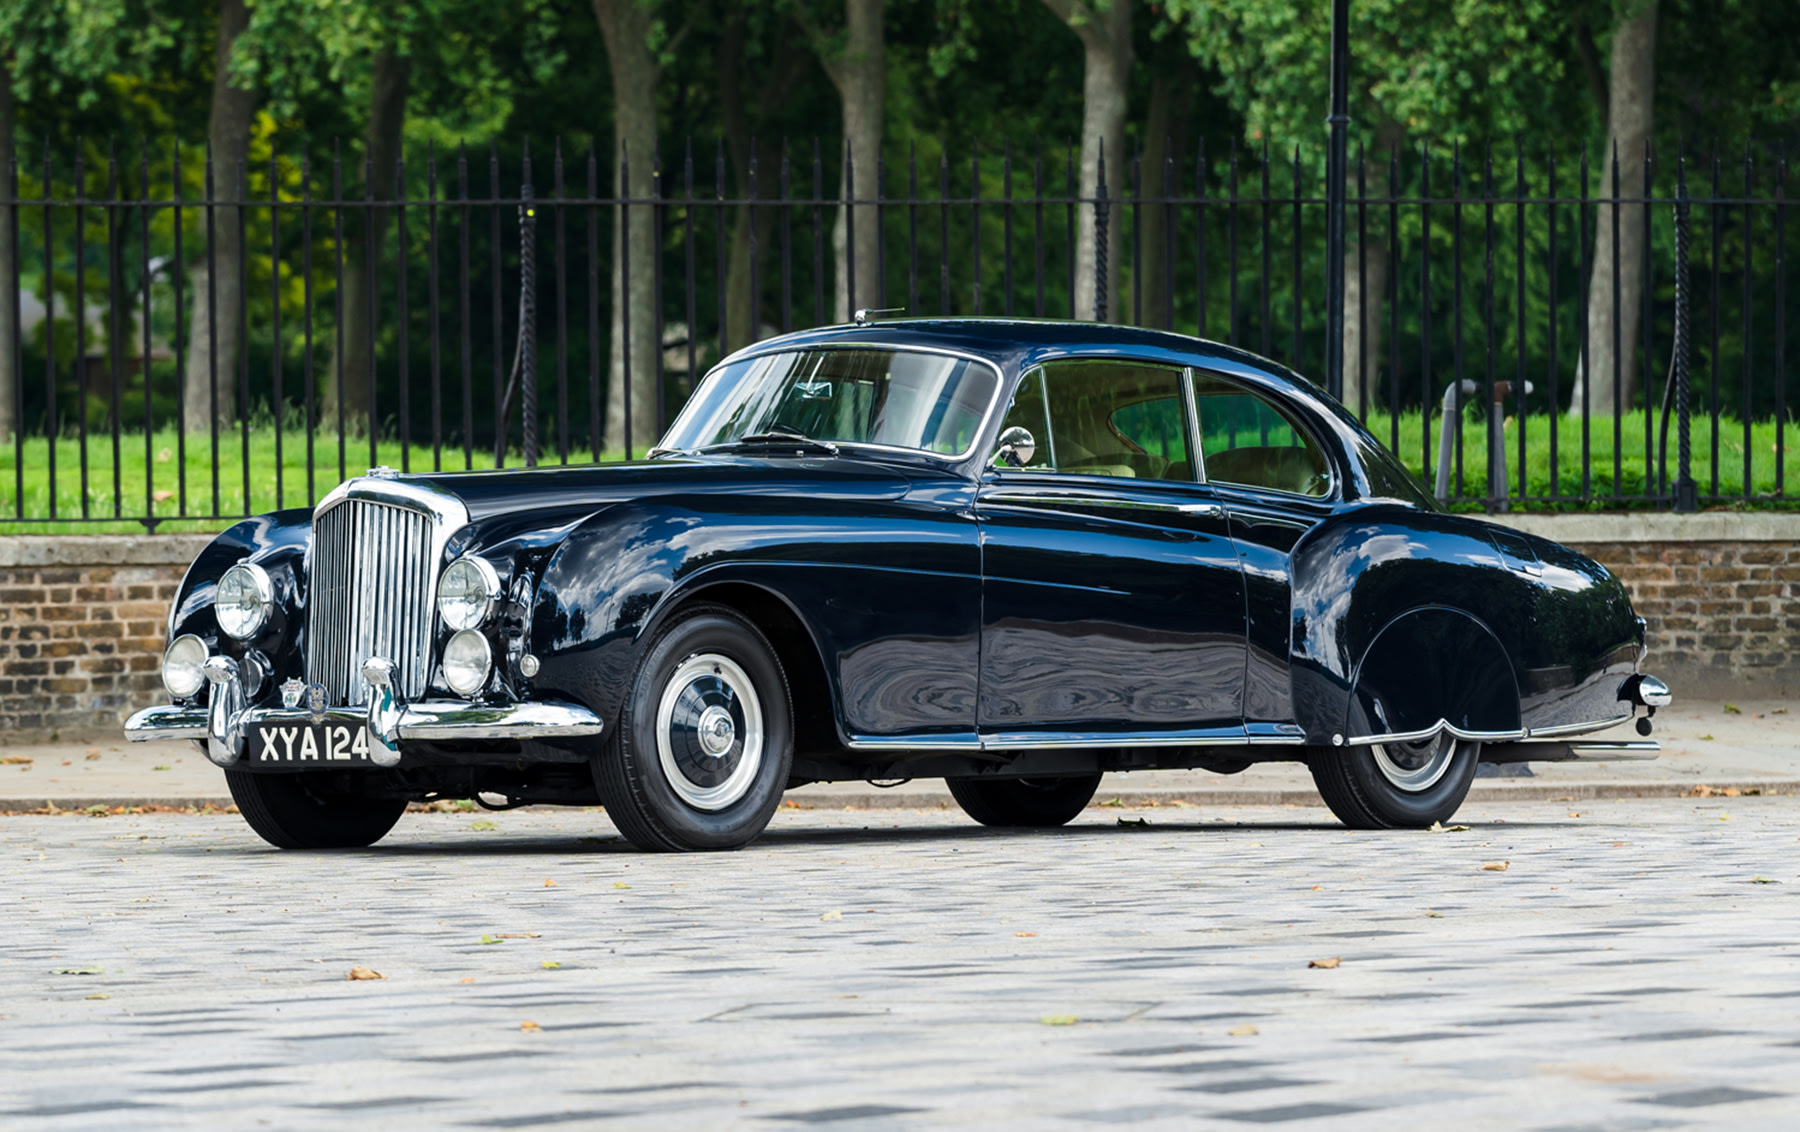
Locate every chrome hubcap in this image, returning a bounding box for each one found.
[655,653,763,812]
[1371,732,1458,792]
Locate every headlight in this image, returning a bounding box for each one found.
[437,557,500,631]
[162,634,208,698]
[442,629,493,697]
[215,563,273,640]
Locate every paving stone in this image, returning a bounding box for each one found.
[3,798,1800,1129]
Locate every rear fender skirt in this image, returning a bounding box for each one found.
[1340,606,1522,746]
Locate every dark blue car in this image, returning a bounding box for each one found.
[127,319,1669,851]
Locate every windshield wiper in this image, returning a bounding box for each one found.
[717,425,840,456]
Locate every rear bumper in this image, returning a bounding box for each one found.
[123,653,605,768]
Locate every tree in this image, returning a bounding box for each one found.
[181,0,258,436]
[1568,1,1657,419]
[1040,0,1130,322]
[590,0,664,453]
[801,0,884,323]
[1168,0,1570,406]
[0,0,138,443]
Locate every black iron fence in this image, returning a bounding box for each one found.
[0,136,1791,528]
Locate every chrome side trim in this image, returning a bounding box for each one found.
[396,700,607,741]
[124,704,208,741]
[1340,719,1526,747]
[845,735,984,752]
[980,727,1250,751]
[980,490,1222,518]
[1244,722,1308,745]
[847,727,1265,752]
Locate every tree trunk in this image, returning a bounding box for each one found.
[592,0,662,455]
[1041,0,1130,322]
[1570,3,1657,419]
[324,49,411,434]
[824,0,884,323]
[181,0,257,438]
[1342,126,1403,417]
[1136,61,1193,330]
[0,70,16,444]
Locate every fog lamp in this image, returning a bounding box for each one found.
[443,629,493,698]
[162,634,209,698]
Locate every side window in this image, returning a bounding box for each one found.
[1193,373,1330,497]
[994,361,1193,482]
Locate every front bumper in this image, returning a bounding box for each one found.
[123,654,605,768]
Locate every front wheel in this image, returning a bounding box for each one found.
[947,774,1103,828]
[1309,733,1481,830]
[225,771,407,849]
[593,604,794,852]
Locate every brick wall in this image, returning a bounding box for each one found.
[0,518,1792,740]
[0,537,211,739]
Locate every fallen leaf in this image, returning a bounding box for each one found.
[50,967,103,976]
[479,934,504,945]
[85,994,110,1000]
[1774,707,1789,715]
[1310,885,1323,891]
[1688,784,1715,797]
[1099,797,1125,808]
[543,879,557,887]
[497,933,540,939]
[1014,932,1037,938]
[541,961,562,969]
[520,1021,542,1032]
[1424,909,1443,918]
[1481,861,1510,872]
[1721,813,1733,822]
[152,489,175,503]
[613,881,631,890]
[1724,703,1742,714]
[459,977,476,984]
[1117,816,1149,828]
[1308,957,1342,969]
[1227,1024,1259,1037]
[1722,787,1740,797]
[1751,876,1779,884]
[346,967,383,981]
[0,756,32,765]
[1699,734,1715,741]
[468,820,499,832]
[153,765,172,772]
[1569,812,1583,818]
[1428,821,1472,833]
[84,753,101,761]
[1039,1015,1079,1026]
[1247,842,1262,848]
[820,910,844,922]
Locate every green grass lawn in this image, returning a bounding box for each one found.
[0,428,645,534]
[2,413,1795,534]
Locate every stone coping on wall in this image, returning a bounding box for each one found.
[0,535,216,568]
[1485,511,1800,543]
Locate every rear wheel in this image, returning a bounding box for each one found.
[225,771,407,849]
[593,604,794,852]
[1309,733,1481,830]
[947,774,1103,828]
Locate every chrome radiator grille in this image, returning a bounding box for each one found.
[306,499,437,706]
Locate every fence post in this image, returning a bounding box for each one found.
[520,172,538,468]
[1323,0,1350,402]
[1674,159,1696,512]
[1093,141,1108,322]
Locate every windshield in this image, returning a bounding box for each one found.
[658,348,999,457]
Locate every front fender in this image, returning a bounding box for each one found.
[168,509,314,701]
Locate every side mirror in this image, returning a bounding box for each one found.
[993,426,1037,469]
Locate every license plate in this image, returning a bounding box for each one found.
[251,722,374,765]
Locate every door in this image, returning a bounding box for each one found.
[1189,370,1335,730]
[976,360,1249,743]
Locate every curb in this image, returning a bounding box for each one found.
[4,780,1795,815]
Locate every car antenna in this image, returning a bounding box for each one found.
[853,307,905,325]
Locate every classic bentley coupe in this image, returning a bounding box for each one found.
[127,319,1669,851]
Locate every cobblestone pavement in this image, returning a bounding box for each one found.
[5,798,1799,1130]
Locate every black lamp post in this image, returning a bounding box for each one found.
[1323,0,1350,402]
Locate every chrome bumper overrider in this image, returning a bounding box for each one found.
[123,653,604,768]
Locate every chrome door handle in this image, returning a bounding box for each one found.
[1176,502,1226,519]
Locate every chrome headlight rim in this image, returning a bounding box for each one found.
[162,634,209,699]
[215,562,274,640]
[442,629,494,698]
[437,556,501,632]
